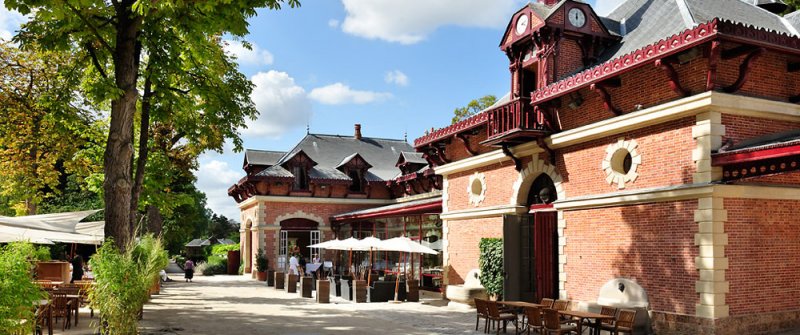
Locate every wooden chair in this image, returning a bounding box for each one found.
[523,306,544,334]
[49,292,71,331]
[34,303,51,335]
[542,308,577,335]
[551,300,577,325]
[74,281,94,318]
[474,298,490,333]
[486,300,518,334]
[540,298,555,308]
[598,305,618,330]
[608,309,636,335]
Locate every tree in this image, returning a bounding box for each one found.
[7,0,300,249]
[0,42,95,215]
[451,95,498,124]
[208,214,239,241]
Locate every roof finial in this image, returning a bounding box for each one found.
[404,130,408,142]
[306,121,310,134]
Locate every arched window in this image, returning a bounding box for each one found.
[526,173,557,206]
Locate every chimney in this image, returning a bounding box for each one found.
[538,0,558,6]
[354,124,362,140]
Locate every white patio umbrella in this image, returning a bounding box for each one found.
[377,236,439,302]
[356,236,382,283]
[323,237,361,279]
[307,238,342,249]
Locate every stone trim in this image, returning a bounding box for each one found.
[602,138,641,189]
[272,210,325,227]
[467,172,487,206]
[396,190,442,203]
[237,195,393,209]
[547,92,800,149]
[441,177,449,213]
[433,142,543,176]
[510,156,566,205]
[695,197,730,319]
[693,112,724,183]
[439,204,527,221]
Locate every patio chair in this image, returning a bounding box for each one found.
[540,298,555,308]
[523,306,544,334]
[551,300,576,325]
[49,292,72,331]
[74,281,94,318]
[601,309,636,335]
[34,303,50,335]
[486,300,517,334]
[598,305,618,331]
[542,308,577,335]
[474,298,490,333]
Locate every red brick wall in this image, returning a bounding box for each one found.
[717,49,800,101]
[557,39,584,80]
[446,159,524,211]
[724,198,800,316]
[557,117,695,198]
[721,114,800,144]
[446,217,503,285]
[563,200,699,315]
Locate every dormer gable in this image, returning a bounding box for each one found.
[395,151,427,175]
[281,150,316,191]
[336,153,372,193]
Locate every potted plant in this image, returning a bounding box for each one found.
[255,248,268,282]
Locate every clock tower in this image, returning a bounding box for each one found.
[500,0,618,99]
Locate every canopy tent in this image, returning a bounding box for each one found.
[0,210,104,244]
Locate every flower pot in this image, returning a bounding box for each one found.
[406,279,419,302]
[256,271,267,281]
[316,280,330,303]
[300,276,313,298]
[275,271,285,290]
[266,270,275,287]
[287,273,299,293]
[353,280,367,303]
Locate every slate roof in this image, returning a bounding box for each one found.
[785,11,800,31]
[255,133,414,182]
[244,149,285,167]
[598,0,799,66]
[399,152,427,165]
[185,238,210,247]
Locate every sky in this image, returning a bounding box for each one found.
[0,0,625,221]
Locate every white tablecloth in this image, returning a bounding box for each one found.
[305,263,323,274]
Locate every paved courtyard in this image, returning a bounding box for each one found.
[135,274,479,335]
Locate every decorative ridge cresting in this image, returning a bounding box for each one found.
[414,111,489,148]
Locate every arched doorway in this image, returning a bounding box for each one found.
[504,173,559,302]
[278,218,320,271]
[244,220,253,273]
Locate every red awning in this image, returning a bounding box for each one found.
[330,197,441,223]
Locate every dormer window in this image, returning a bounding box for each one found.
[280,150,317,192]
[336,153,372,194]
[292,165,309,190]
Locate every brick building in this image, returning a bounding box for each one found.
[228,125,444,287]
[411,0,800,333]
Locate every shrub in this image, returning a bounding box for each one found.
[478,238,504,298]
[0,242,46,334]
[210,243,239,257]
[34,245,51,261]
[255,248,268,272]
[89,235,169,334]
[199,255,227,275]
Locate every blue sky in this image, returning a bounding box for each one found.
[0,0,624,220]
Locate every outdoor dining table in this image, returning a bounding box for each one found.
[559,309,615,335]
[498,301,545,334]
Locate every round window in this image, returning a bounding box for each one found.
[611,149,633,175]
[467,172,487,206]
[602,138,641,189]
[470,178,483,196]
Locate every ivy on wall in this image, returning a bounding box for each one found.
[478,238,503,298]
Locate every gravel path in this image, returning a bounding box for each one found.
[137,274,483,335]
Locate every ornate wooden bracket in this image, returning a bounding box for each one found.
[590,77,622,116]
[434,145,450,164]
[537,137,557,165]
[723,47,764,93]
[655,58,689,97]
[455,133,478,157]
[501,143,523,171]
[706,41,720,91]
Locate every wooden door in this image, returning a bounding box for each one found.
[503,211,558,302]
[532,211,558,302]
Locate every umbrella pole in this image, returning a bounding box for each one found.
[394,251,406,302]
[349,249,354,280]
[367,248,373,284]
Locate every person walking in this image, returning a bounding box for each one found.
[184,259,195,282]
[70,255,84,283]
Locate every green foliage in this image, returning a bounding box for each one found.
[89,235,168,334]
[478,238,504,298]
[255,248,268,272]
[208,214,239,241]
[200,255,227,276]
[0,242,46,334]
[451,95,498,124]
[211,244,240,257]
[33,246,51,261]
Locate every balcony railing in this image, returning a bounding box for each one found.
[483,97,548,145]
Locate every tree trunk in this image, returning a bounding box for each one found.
[130,74,152,237]
[103,2,142,251]
[146,204,163,235]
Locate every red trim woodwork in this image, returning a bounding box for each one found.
[723,47,764,93]
[712,142,800,165]
[655,58,690,97]
[482,97,549,146]
[501,144,524,171]
[707,40,721,91]
[720,154,800,181]
[455,133,478,156]
[330,200,442,223]
[590,78,622,116]
[414,112,487,148]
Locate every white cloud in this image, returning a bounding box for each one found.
[340,0,519,44]
[223,40,274,66]
[328,19,340,28]
[195,157,243,222]
[384,70,409,87]
[242,70,312,137]
[0,6,26,41]
[592,0,626,16]
[308,83,392,105]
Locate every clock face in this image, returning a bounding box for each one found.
[568,8,586,28]
[515,14,529,35]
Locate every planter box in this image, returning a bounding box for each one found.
[406,279,419,302]
[36,261,70,282]
[354,280,367,303]
[300,276,313,298]
[266,270,275,287]
[256,271,267,281]
[275,271,285,290]
[316,280,330,303]
[287,274,298,293]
